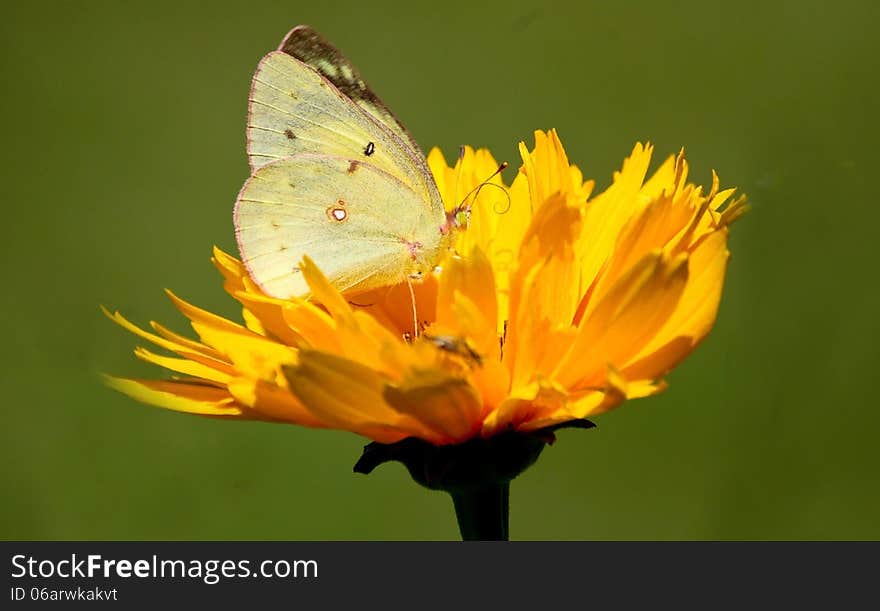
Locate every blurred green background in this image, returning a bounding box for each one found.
[2,0,877,540]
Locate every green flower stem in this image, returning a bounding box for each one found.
[450,482,510,541]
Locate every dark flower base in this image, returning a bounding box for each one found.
[353,419,596,540]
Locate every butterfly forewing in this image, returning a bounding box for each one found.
[277,25,424,159]
[248,52,434,200]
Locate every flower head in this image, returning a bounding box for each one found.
[105,130,746,446]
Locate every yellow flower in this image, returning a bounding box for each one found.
[104,130,746,446]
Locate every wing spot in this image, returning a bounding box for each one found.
[271,221,281,229]
[364,141,375,156]
[284,129,296,140]
[327,201,348,222]
[288,182,296,189]
[279,245,288,252]
[347,160,359,174]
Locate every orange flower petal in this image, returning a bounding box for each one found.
[553,251,689,390]
[103,376,245,417]
[384,372,482,444]
[284,350,441,443]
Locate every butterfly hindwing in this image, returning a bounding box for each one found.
[234,154,446,299]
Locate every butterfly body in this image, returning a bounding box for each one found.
[235,27,451,299]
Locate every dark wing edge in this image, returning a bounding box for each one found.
[277,25,424,157]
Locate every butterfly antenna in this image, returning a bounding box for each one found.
[472,179,512,214]
[466,162,508,204]
[406,277,419,338]
[448,162,510,227]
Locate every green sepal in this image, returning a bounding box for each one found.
[353,419,596,540]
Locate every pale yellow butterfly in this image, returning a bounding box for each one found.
[234,26,456,299]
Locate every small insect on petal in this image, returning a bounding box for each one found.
[364,141,375,156]
[424,334,484,367]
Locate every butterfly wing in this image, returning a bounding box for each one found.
[276,25,423,157]
[247,51,425,192]
[241,28,450,298]
[247,48,444,216]
[234,154,448,299]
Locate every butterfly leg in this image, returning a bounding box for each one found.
[405,276,419,339]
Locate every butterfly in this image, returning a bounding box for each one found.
[234,26,455,299]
